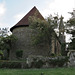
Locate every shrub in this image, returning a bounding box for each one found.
[9,62,21,68]
[16,50,23,59]
[0,50,4,59]
[48,56,68,67]
[49,58,57,67]
[31,59,44,68]
[27,56,45,68]
[0,60,27,69]
[50,53,56,57]
[27,55,68,68]
[35,59,44,68]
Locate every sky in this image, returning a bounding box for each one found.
[0,0,75,42]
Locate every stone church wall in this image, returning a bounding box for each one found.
[9,26,50,60]
[51,35,61,55]
[55,39,61,55]
[68,50,75,67]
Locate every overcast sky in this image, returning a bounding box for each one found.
[0,0,75,42]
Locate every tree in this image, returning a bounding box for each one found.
[66,10,75,50]
[0,28,9,37]
[0,35,17,59]
[0,28,17,59]
[29,15,58,54]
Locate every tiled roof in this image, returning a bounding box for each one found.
[10,6,44,32]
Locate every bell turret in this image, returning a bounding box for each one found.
[59,15,65,43]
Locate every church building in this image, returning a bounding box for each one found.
[10,6,62,60]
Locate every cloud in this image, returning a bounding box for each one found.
[0,2,6,17]
[41,0,74,21]
[0,22,8,28]
[41,0,74,42]
[0,2,6,28]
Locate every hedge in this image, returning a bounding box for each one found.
[0,60,28,69]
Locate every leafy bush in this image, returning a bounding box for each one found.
[35,60,44,68]
[48,58,57,67]
[48,56,68,67]
[0,60,27,69]
[27,55,69,68]
[57,57,68,67]
[27,56,45,68]
[16,50,23,59]
[31,59,44,68]
[50,53,56,57]
[0,50,4,59]
[9,62,21,68]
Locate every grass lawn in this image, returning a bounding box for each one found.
[0,68,75,75]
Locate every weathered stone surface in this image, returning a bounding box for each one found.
[68,50,75,67]
[10,27,49,60]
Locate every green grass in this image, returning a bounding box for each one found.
[0,68,75,75]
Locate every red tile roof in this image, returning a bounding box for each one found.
[10,6,44,32]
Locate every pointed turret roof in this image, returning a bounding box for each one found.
[10,6,44,32]
[59,16,65,43]
[59,15,64,34]
[59,15,64,28]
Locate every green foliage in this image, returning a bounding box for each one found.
[50,53,56,57]
[35,60,44,68]
[0,34,17,59]
[61,43,67,56]
[0,50,3,56]
[67,18,75,27]
[66,11,75,50]
[0,35,17,50]
[31,59,44,68]
[0,60,26,68]
[29,16,58,55]
[48,56,68,67]
[68,38,75,49]
[66,18,75,49]
[0,50,3,59]
[0,28,9,37]
[16,50,23,59]
[56,56,68,67]
[27,55,68,68]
